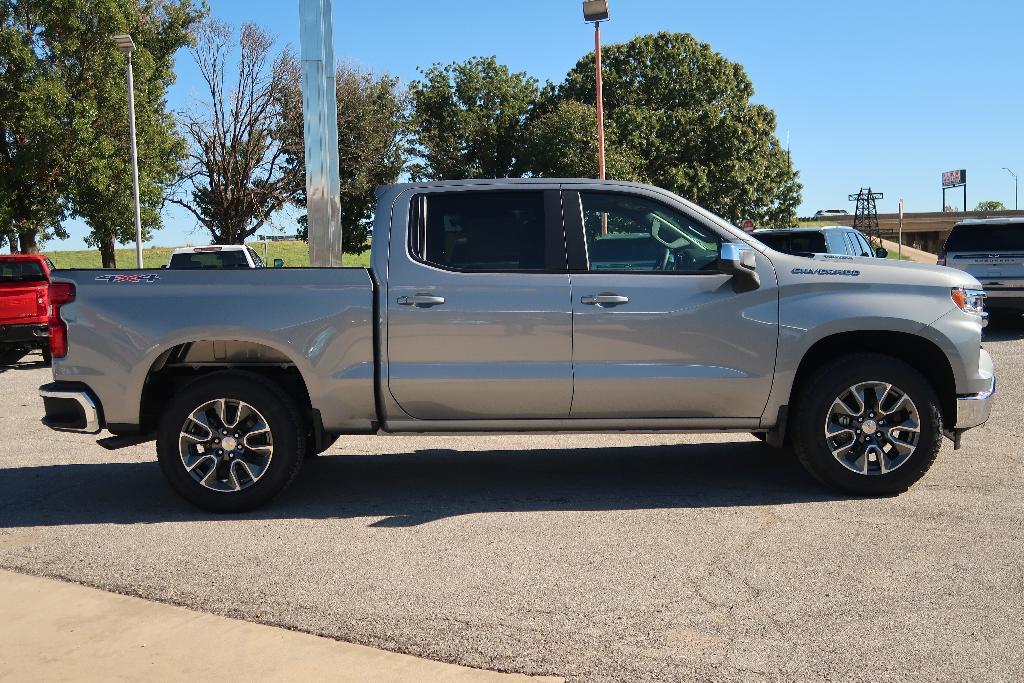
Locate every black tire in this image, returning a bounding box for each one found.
[791,353,942,496]
[41,345,52,365]
[156,371,306,512]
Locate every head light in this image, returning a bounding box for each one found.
[951,287,986,316]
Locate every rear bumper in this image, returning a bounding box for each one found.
[39,383,102,434]
[0,323,47,345]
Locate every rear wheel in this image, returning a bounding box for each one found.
[791,354,942,496]
[156,372,306,512]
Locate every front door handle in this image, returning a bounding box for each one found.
[398,294,446,307]
[581,294,630,307]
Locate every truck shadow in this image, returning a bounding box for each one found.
[0,348,47,373]
[0,441,847,529]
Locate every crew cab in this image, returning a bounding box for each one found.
[1,254,55,361]
[39,180,995,512]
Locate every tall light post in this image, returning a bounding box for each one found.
[1003,167,1018,210]
[113,34,144,269]
[583,1,609,181]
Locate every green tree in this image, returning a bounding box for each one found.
[277,54,407,254]
[63,0,203,267]
[521,99,643,181]
[0,1,72,253]
[555,32,801,225]
[408,56,538,180]
[975,200,1007,212]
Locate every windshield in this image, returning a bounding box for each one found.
[945,224,1024,252]
[753,231,827,256]
[169,251,250,269]
[0,259,47,283]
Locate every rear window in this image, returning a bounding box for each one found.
[945,224,1024,252]
[169,250,251,269]
[0,260,47,283]
[755,232,827,256]
[409,191,547,271]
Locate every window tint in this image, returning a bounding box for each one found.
[854,233,873,257]
[0,260,46,283]
[410,191,548,271]
[756,231,827,256]
[168,250,251,269]
[248,248,265,268]
[579,193,720,272]
[945,224,1024,252]
[827,232,853,255]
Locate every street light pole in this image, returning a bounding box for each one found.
[595,21,606,181]
[1003,167,1018,210]
[114,34,144,269]
[583,1,609,181]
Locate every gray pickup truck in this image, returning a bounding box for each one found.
[39,180,995,512]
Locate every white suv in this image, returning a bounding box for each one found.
[166,245,279,270]
[939,218,1024,316]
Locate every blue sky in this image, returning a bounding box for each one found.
[59,0,1024,249]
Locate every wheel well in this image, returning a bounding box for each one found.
[790,331,957,427]
[139,340,313,435]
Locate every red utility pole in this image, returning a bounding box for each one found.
[595,21,606,181]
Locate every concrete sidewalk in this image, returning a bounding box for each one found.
[0,569,561,682]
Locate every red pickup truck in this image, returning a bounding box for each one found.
[0,254,56,362]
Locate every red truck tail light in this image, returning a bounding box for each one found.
[48,282,76,359]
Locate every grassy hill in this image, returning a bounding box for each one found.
[43,241,371,270]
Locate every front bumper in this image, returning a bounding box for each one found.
[39,383,102,434]
[0,323,48,346]
[955,376,996,431]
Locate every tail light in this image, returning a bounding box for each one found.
[48,282,76,359]
[936,249,946,267]
[36,288,48,317]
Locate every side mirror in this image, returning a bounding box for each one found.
[875,247,889,259]
[719,242,760,293]
[273,258,285,269]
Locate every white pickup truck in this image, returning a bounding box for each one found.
[39,179,995,512]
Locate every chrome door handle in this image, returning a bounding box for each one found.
[581,294,630,306]
[398,294,446,307]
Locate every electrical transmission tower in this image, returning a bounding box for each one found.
[849,188,884,248]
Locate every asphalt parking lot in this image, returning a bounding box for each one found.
[1,323,1023,682]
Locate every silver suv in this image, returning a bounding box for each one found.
[940,218,1024,315]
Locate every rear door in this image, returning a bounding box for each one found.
[385,186,574,420]
[0,259,48,325]
[944,222,1024,298]
[564,187,779,419]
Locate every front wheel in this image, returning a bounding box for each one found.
[791,354,942,496]
[157,372,306,512]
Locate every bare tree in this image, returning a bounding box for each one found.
[171,21,297,244]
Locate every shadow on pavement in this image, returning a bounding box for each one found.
[0,441,846,529]
[984,315,1024,342]
[0,349,47,373]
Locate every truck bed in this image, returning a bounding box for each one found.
[50,268,378,433]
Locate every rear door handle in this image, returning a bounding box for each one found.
[581,294,630,306]
[398,294,446,307]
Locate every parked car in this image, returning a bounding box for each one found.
[39,179,993,512]
[0,254,55,362]
[814,209,850,219]
[166,245,282,270]
[752,226,888,258]
[938,218,1024,315]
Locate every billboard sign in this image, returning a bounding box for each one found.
[942,169,967,188]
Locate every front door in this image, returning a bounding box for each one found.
[564,188,779,419]
[385,187,573,420]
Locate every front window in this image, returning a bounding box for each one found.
[578,192,720,272]
[248,248,265,268]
